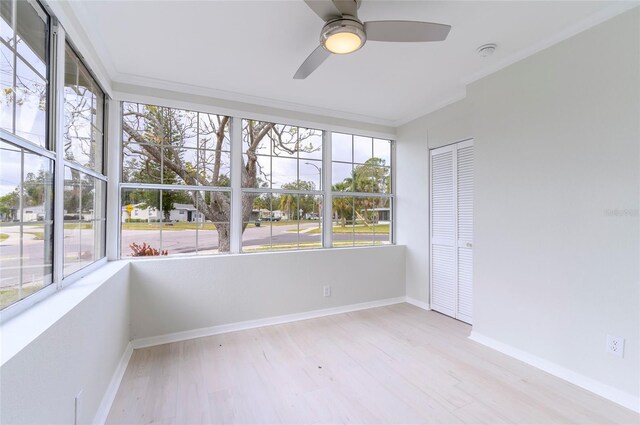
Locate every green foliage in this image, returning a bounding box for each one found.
[278,180,318,220]
[0,191,19,218]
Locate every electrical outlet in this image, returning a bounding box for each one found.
[323,285,331,297]
[606,335,625,358]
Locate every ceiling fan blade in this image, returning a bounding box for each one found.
[364,21,451,42]
[332,0,359,17]
[304,0,342,21]
[294,45,331,79]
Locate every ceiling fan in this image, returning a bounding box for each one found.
[294,0,451,79]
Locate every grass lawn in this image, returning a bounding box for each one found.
[242,240,389,252]
[122,222,219,231]
[64,223,92,229]
[0,233,8,242]
[23,231,44,240]
[0,285,41,310]
[307,223,390,235]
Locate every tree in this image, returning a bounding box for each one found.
[122,106,322,251]
[0,191,19,221]
[279,180,316,220]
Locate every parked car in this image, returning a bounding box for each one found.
[262,215,281,221]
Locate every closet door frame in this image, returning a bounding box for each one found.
[429,138,474,323]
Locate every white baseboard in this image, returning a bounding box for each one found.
[131,296,407,349]
[469,331,640,413]
[93,342,134,425]
[405,296,431,311]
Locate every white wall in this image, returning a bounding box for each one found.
[469,8,639,400]
[396,99,473,303]
[129,246,405,340]
[397,7,639,405]
[0,263,130,424]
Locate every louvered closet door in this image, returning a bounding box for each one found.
[430,140,474,324]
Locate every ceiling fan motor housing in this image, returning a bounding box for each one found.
[320,17,367,54]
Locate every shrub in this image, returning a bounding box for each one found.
[129,242,168,257]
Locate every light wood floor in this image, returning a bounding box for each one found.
[107,304,639,424]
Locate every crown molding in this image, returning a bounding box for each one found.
[112,72,397,128]
[393,89,467,128]
[461,2,640,86]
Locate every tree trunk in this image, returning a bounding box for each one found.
[216,222,231,253]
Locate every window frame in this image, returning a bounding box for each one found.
[116,103,395,258]
[119,101,232,258]
[0,2,109,321]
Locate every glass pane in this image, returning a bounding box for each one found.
[298,195,323,250]
[22,150,53,221]
[353,135,373,164]
[298,128,322,160]
[0,0,14,43]
[332,132,352,163]
[332,162,352,189]
[174,110,198,149]
[63,168,105,276]
[0,43,13,133]
[162,145,189,185]
[15,0,47,76]
[121,188,162,257]
[242,192,272,252]
[64,44,104,172]
[331,196,354,248]
[352,163,390,193]
[373,197,391,245]
[299,160,322,191]
[272,125,298,158]
[243,119,270,156]
[373,138,391,166]
[271,156,297,189]
[200,150,231,187]
[199,113,230,151]
[122,143,162,184]
[14,57,47,147]
[243,154,270,189]
[0,142,53,310]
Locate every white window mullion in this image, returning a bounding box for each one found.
[230,117,243,254]
[52,22,66,287]
[322,130,332,248]
[106,99,122,260]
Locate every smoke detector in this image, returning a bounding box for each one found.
[476,43,497,57]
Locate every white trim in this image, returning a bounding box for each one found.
[131,297,407,349]
[405,296,430,311]
[461,3,639,87]
[469,331,640,413]
[112,86,395,140]
[93,342,133,425]
[112,74,395,129]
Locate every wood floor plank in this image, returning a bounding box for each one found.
[106,304,640,425]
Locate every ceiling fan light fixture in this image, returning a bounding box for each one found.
[321,18,366,54]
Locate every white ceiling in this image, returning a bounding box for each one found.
[69,1,630,125]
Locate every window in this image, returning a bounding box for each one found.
[62,43,106,276]
[331,133,393,247]
[241,120,323,252]
[121,102,231,256]
[119,111,394,256]
[0,142,54,309]
[0,1,107,314]
[0,0,49,147]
